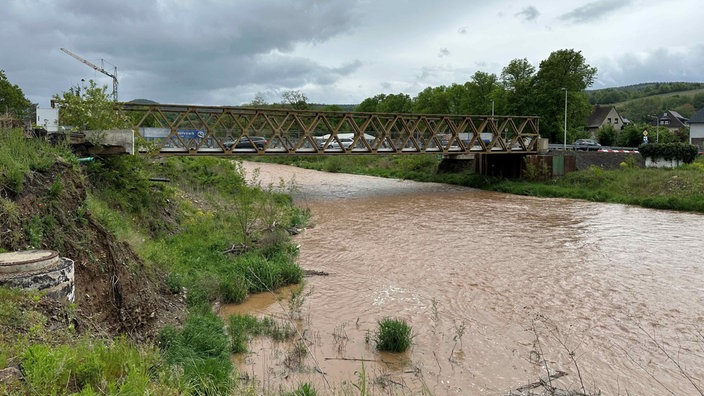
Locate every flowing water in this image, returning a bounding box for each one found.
[221,162,704,395]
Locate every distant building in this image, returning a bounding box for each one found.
[689,108,704,150]
[653,110,689,133]
[586,105,626,136]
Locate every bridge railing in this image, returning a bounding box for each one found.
[120,103,541,156]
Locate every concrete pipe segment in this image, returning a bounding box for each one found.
[0,250,75,303]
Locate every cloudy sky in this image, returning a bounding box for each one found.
[3,0,702,108]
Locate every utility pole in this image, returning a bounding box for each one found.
[60,48,118,101]
[562,88,567,150]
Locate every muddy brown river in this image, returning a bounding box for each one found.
[221,161,704,395]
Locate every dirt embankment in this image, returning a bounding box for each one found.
[1,159,185,340]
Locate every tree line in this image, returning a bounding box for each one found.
[347,49,597,145]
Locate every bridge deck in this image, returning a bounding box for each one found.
[121,103,541,156]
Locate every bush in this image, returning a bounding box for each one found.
[638,142,699,163]
[374,317,413,352]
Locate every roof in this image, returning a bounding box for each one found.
[691,108,704,124]
[586,105,619,128]
[658,110,689,128]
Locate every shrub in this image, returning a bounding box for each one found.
[374,317,413,352]
[638,142,699,163]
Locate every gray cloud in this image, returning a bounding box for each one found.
[594,46,704,88]
[4,0,362,105]
[3,0,704,107]
[560,0,631,24]
[516,6,540,22]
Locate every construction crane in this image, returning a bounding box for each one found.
[60,47,118,101]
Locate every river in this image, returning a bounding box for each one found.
[221,161,704,395]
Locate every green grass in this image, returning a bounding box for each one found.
[227,313,295,353]
[256,154,704,213]
[374,317,413,352]
[0,129,77,196]
[158,312,233,395]
[20,338,173,395]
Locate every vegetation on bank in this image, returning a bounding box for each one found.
[0,128,311,395]
[254,153,704,213]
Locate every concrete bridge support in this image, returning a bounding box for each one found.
[439,153,527,178]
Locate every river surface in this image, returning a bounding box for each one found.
[222,161,704,395]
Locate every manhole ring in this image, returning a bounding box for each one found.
[0,250,60,274]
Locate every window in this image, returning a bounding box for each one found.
[614,118,619,124]
[607,118,612,124]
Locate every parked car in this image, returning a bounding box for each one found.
[574,139,601,151]
[224,136,268,150]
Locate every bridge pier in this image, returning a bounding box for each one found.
[439,153,527,178]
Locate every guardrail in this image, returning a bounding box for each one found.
[548,144,638,152]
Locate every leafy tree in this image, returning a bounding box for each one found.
[377,93,413,113]
[617,123,648,147]
[245,93,268,107]
[52,80,127,130]
[355,94,383,112]
[0,70,32,119]
[466,71,501,114]
[532,49,597,143]
[501,58,536,116]
[597,124,616,146]
[355,93,413,113]
[413,86,451,114]
[280,90,308,110]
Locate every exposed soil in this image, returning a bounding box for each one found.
[0,158,186,340]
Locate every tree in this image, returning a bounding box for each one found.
[354,93,413,113]
[501,58,536,116]
[466,71,501,114]
[597,125,616,146]
[52,80,127,131]
[280,90,308,110]
[245,93,268,107]
[413,86,451,114]
[617,123,647,147]
[532,49,597,143]
[0,70,32,119]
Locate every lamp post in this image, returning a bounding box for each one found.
[562,88,567,151]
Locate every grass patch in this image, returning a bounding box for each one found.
[0,129,76,196]
[374,317,413,352]
[158,312,233,394]
[20,337,172,395]
[228,313,295,353]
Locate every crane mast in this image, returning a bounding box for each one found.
[60,48,118,101]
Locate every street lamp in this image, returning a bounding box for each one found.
[562,88,567,150]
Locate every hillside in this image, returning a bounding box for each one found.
[588,82,704,122]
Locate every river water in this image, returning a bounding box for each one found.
[222,161,704,395]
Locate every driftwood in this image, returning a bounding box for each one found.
[324,357,377,362]
[222,243,249,255]
[512,370,568,393]
[304,269,329,276]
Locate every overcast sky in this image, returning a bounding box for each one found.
[3,0,702,108]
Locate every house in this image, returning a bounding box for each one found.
[652,110,689,132]
[689,108,704,150]
[586,105,626,136]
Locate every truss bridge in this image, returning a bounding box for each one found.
[122,103,541,157]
